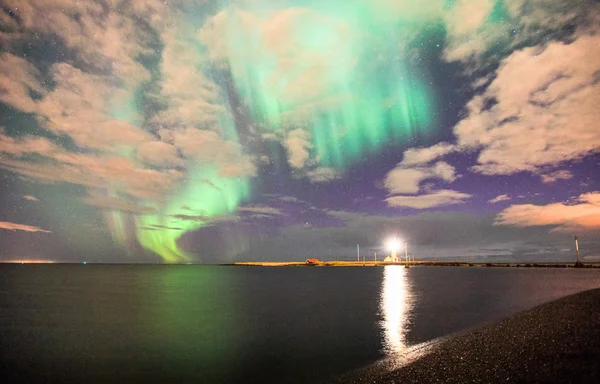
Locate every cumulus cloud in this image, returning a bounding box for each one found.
[383,143,468,209]
[0,221,51,233]
[454,34,600,175]
[385,143,458,194]
[385,189,472,209]
[540,170,573,184]
[284,129,312,169]
[399,142,457,167]
[489,194,511,204]
[385,161,457,195]
[495,192,600,232]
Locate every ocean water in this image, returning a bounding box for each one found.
[0,265,599,383]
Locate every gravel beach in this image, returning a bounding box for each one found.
[334,288,600,384]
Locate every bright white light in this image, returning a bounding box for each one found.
[386,238,401,252]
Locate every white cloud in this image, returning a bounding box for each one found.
[0,53,44,113]
[540,170,573,184]
[284,129,312,169]
[36,63,151,151]
[172,128,256,177]
[0,221,51,233]
[383,143,468,209]
[489,194,511,204]
[2,1,153,85]
[137,141,184,169]
[454,34,600,175]
[385,161,457,194]
[496,192,600,232]
[399,142,456,166]
[385,189,472,209]
[305,167,341,183]
[0,129,58,157]
[384,143,458,194]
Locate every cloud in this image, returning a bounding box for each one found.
[0,129,58,157]
[2,1,154,85]
[153,24,224,129]
[0,153,182,202]
[238,205,285,216]
[442,0,499,62]
[197,7,357,126]
[80,193,157,214]
[385,161,457,195]
[236,210,587,262]
[454,34,600,175]
[385,143,458,194]
[441,0,599,64]
[495,192,600,232]
[0,221,51,233]
[385,189,472,209]
[305,167,341,183]
[35,63,152,152]
[284,129,312,169]
[399,142,457,167]
[23,195,38,201]
[383,143,468,209]
[540,170,573,184]
[172,128,256,177]
[136,141,184,169]
[0,53,45,113]
[489,194,511,204]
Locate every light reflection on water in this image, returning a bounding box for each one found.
[380,266,414,354]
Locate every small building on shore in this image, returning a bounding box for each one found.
[305,258,320,265]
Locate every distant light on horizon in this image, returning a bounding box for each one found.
[386,238,401,253]
[1,260,55,264]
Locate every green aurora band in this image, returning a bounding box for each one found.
[213,0,437,168]
[135,165,250,263]
[111,0,453,261]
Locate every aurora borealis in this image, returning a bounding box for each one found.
[1,0,600,263]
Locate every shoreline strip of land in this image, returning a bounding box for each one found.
[234,261,600,268]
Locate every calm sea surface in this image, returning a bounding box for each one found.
[1,265,599,383]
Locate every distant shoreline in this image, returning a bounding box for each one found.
[233,261,600,268]
[0,261,598,268]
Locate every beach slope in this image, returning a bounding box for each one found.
[336,288,600,383]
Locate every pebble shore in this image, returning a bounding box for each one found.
[335,288,600,383]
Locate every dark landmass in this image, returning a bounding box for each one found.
[334,288,600,384]
[234,261,600,268]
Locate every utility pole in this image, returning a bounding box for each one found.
[357,244,360,262]
[404,241,408,263]
[374,252,377,262]
[574,236,583,267]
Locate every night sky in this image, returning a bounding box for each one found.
[1,0,599,263]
